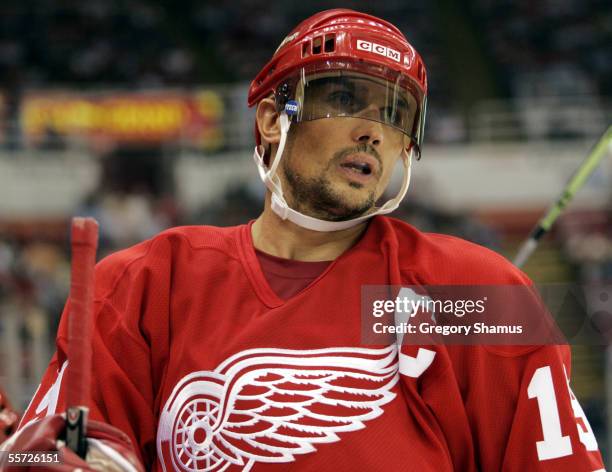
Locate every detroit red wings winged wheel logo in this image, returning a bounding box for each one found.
[157,345,400,471]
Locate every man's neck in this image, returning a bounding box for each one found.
[251,206,369,262]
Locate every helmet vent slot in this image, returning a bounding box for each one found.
[302,41,310,57]
[312,36,323,54]
[324,34,336,52]
[417,62,424,81]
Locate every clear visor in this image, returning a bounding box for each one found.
[282,69,421,146]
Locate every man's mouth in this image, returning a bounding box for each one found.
[340,161,373,175]
[337,153,380,183]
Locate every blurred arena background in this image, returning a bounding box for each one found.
[0,0,610,465]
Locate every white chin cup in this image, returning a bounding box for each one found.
[252,112,413,232]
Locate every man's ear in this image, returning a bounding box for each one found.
[256,97,281,146]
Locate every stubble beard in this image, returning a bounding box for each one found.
[282,158,377,222]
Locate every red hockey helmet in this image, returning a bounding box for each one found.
[248,8,428,158]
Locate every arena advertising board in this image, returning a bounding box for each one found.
[19,91,224,150]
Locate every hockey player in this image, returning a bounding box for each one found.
[1,9,606,471]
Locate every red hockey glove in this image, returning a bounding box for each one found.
[0,387,19,443]
[0,414,144,471]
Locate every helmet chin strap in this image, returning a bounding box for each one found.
[253,112,413,232]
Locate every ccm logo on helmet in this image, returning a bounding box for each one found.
[356,39,401,63]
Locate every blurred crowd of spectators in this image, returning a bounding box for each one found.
[561,209,612,284]
[0,0,197,91]
[0,191,177,336]
[0,1,443,92]
[474,0,611,98]
[1,0,607,97]
[0,235,68,339]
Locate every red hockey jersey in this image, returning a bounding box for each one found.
[19,216,605,471]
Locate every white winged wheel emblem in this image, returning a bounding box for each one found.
[157,345,400,471]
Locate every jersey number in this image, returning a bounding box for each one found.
[527,365,598,461]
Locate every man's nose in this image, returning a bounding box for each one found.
[351,105,384,146]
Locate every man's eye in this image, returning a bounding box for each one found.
[328,91,356,108]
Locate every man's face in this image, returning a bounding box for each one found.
[275,76,413,222]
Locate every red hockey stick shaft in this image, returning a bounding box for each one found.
[66,217,99,458]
